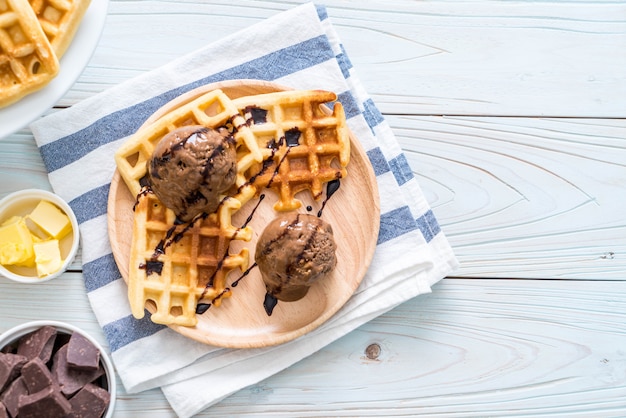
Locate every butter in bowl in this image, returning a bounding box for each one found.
[0,189,79,283]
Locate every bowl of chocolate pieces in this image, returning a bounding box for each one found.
[0,321,115,418]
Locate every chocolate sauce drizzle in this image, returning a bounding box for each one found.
[197,226,242,302]
[193,147,293,315]
[195,303,211,314]
[244,106,268,125]
[317,178,341,218]
[195,286,232,314]
[193,137,297,314]
[267,147,291,188]
[133,186,152,212]
[263,292,278,316]
[231,262,258,288]
[138,260,164,276]
[241,194,265,229]
[284,127,301,147]
[152,211,209,260]
[137,112,344,316]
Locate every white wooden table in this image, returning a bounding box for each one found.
[1,1,625,416]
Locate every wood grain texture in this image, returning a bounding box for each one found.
[60,0,626,117]
[0,0,624,416]
[393,115,626,279]
[217,278,626,417]
[3,116,622,280]
[3,276,623,417]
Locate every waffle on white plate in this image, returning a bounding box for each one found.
[0,0,90,107]
[28,0,91,57]
[0,0,59,107]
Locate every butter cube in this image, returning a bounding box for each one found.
[1,216,22,227]
[33,240,63,278]
[28,200,72,240]
[0,218,35,267]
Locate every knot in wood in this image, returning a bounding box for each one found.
[365,343,381,360]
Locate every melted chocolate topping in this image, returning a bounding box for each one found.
[244,106,268,125]
[285,127,301,147]
[231,262,258,288]
[138,260,164,276]
[317,178,341,217]
[263,292,278,316]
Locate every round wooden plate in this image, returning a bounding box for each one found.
[107,80,380,348]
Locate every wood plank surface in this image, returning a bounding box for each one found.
[62,0,626,117]
[393,115,626,279]
[1,276,624,417]
[2,115,624,279]
[0,0,624,416]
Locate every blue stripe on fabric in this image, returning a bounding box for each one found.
[377,206,418,245]
[316,4,328,20]
[416,209,441,243]
[336,52,351,79]
[69,183,110,224]
[336,90,360,120]
[83,253,121,292]
[40,35,336,173]
[366,147,390,176]
[104,314,166,352]
[340,45,353,70]
[363,98,385,131]
[388,153,414,186]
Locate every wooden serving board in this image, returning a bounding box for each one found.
[107,80,380,348]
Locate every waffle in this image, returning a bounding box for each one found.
[28,0,91,57]
[232,90,350,211]
[0,0,60,108]
[114,88,263,200]
[118,87,351,327]
[128,190,251,327]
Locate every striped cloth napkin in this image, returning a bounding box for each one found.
[30,3,458,417]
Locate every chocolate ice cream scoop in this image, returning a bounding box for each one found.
[255,213,337,315]
[147,125,237,222]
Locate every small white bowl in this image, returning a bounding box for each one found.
[0,321,116,418]
[0,189,80,283]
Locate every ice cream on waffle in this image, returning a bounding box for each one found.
[115,90,258,327]
[115,89,263,200]
[0,0,91,107]
[115,86,350,327]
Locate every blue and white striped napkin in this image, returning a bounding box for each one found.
[30,3,457,417]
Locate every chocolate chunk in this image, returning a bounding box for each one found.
[51,332,71,354]
[0,401,7,418]
[17,326,57,363]
[0,376,28,418]
[21,358,56,394]
[0,340,18,354]
[67,383,111,418]
[52,345,104,396]
[17,386,71,418]
[67,333,100,371]
[0,353,27,392]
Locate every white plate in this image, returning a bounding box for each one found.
[0,0,109,139]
